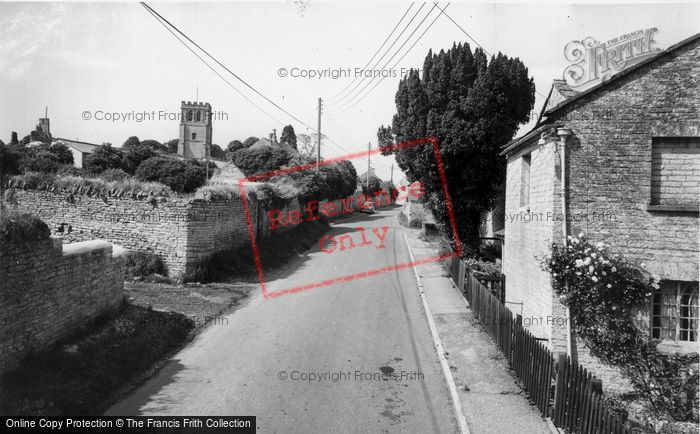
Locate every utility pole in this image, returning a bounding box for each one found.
[316,97,322,170]
[390,164,393,184]
[367,142,371,188]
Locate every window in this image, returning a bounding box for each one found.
[187,110,193,121]
[520,153,531,207]
[650,137,700,206]
[191,132,197,140]
[196,111,201,122]
[652,281,699,342]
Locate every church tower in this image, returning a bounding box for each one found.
[178,101,212,158]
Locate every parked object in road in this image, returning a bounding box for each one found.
[360,201,376,213]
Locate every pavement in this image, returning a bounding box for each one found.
[404,230,552,434]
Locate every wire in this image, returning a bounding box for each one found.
[335,3,449,114]
[434,3,547,99]
[332,3,440,111]
[142,5,286,126]
[329,3,427,107]
[141,2,319,133]
[331,3,414,101]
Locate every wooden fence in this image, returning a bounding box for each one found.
[443,249,629,433]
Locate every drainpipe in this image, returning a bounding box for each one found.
[557,127,572,359]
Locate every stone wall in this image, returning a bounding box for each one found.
[555,37,699,283]
[0,237,126,373]
[503,140,567,350]
[5,189,259,279]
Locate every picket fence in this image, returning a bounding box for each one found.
[444,251,629,433]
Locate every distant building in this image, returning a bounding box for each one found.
[52,138,101,169]
[178,101,212,158]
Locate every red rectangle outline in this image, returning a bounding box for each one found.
[238,137,463,299]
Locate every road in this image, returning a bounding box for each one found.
[107,206,458,433]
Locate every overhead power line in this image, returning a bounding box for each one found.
[434,3,547,99]
[141,2,319,133]
[329,2,427,107]
[334,3,449,115]
[331,2,415,101]
[332,3,441,112]
[142,4,285,126]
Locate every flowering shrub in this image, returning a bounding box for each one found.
[541,233,698,423]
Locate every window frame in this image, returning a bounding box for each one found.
[651,280,699,353]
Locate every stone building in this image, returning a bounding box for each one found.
[500,32,699,370]
[178,101,212,158]
[52,138,100,168]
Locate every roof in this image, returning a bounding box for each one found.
[500,123,563,156]
[53,138,101,154]
[544,32,700,116]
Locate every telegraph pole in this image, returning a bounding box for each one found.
[367,142,371,187]
[316,97,322,169]
[390,164,393,184]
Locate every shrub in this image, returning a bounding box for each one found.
[125,251,167,277]
[135,157,206,193]
[230,147,293,177]
[164,139,179,154]
[122,145,157,174]
[140,139,167,153]
[56,165,83,177]
[541,233,699,422]
[98,168,130,182]
[84,144,124,174]
[49,143,74,165]
[7,172,173,198]
[0,209,50,243]
[19,145,61,173]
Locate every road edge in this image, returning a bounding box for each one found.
[403,232,470,434]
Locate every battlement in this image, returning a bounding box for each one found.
[181,101,211,108]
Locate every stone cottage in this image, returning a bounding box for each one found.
[500,32,699,372]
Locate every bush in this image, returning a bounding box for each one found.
[98,168,130,182]
[135,157,206,193]
[56,165,83,177]
[84,144,124,174]
[19,147,61,173]
[230,147,293,177]
[122,145,157,174]
[140,139,167,153]
[0,209,50,243]
[164,139,179,154]
[541,234,699,422]
[49,143,74,165]
[125,251,167,277]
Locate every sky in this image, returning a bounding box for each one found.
[0,1,698,181]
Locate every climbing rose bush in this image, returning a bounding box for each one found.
[540,233,698,422]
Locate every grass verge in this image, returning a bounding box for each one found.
[0,301,193,416]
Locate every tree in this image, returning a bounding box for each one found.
[0,142,21,178]
[165,139,179,154]
[122,136,141,151]
[10,132,19,146]
[135,157,207,193]
[230,147,293,177]
[49,142,74,165]
[380,43,535,255]
[19,145,61,173]
[226,140,245,153]
[122,145,157,174]
[242,136,259,148]
[210,144,226,160]
[141,139,167,152]
[280,125,297,149]
[84,144,124,174]
[296,134,315,158]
